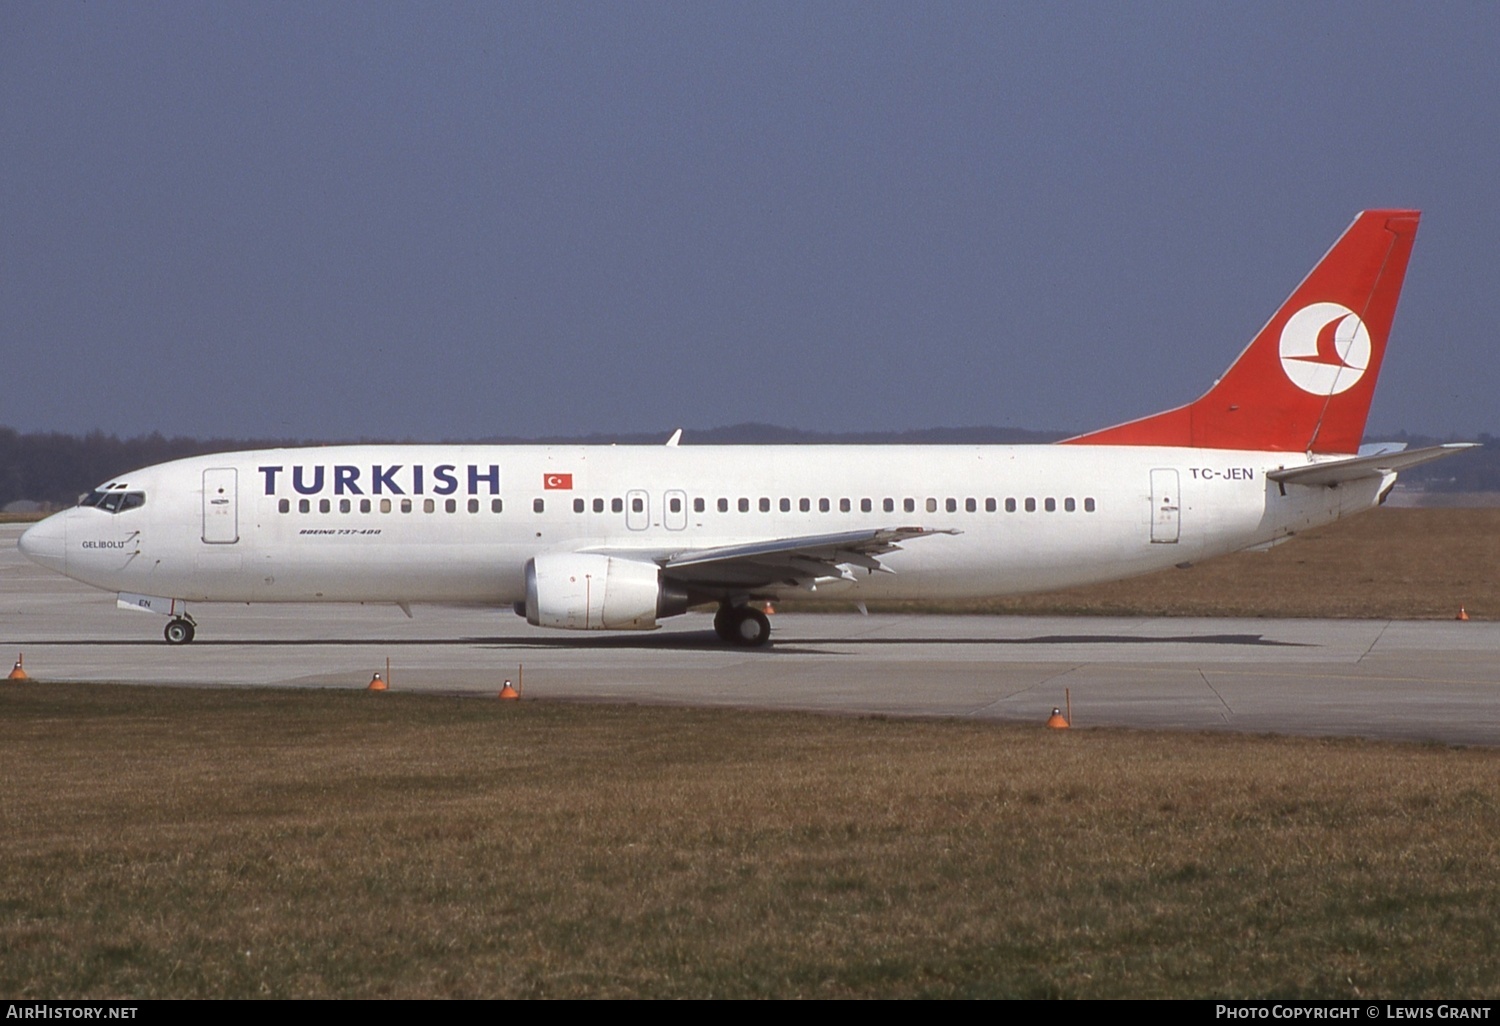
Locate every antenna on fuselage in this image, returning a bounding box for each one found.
[665,428,683,447]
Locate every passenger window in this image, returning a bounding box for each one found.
[299,499,311,513]
[780,498,791,513]
[1064,497,1076,512]
[593,498,605,513]
[965,498,976,513]
[342,499,353,513]
[945,498,957,513]
[360,499,372,513]
[926,498,938,513]
[1025,498,1036,512]
[320,499,331,513]
[380,499,392,514]
[491,499,503,513]
[718,498,729,513]
[423,499,435,513]
[574,498,585,513]
[673,497,684,513]
[533,499,545,513]
[904,498,915,513]
[445,498,456,513]
[884,498,895,513]
[840,498,851,513]
[799,498,811,513]
[401,499,413,514]
[738,498,749,513]
[468,499,480,514]
[1084,497,1096,513]
[279,498,290,514]
[758,497,769,513]
[1006,498,1017,513]
[614,498,625,514]
[693,498,705,513]
[1045,498,1056,512]
[985,498,996,513]
[861,498,872,513]
[632,497,644,513]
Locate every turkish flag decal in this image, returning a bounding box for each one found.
[544,473,573,490]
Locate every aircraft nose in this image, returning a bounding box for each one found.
[18,513,67,574]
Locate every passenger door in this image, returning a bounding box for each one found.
[202,468,239,544]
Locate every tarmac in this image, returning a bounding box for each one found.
[4,523,1499,746]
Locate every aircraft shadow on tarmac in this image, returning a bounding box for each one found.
[461,632,1315,651]
[22,631,1313,651]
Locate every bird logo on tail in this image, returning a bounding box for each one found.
[1278,302,1371,396]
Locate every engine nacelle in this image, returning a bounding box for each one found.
[523,553,689,630]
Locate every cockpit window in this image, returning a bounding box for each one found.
[81,490,145,513]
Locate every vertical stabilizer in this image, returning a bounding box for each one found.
[1064,210,1420,454]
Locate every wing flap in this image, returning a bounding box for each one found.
[587,526,957,591]
[662,526,949,569]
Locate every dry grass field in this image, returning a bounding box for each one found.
[847,507,1500,620]
[2,684,1498,999]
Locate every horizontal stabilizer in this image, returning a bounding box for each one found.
[1267,443,1478,487]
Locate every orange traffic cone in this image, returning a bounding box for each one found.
[764,603,776,615]
[367,672,388,691]
[1046,707,1069,729]
[8,653,27,680]
[1457,607,1470,621]
[498,679,520,701]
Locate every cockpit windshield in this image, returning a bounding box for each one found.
[79,490,145,513]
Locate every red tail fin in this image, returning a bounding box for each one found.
[1064,210,1420,454]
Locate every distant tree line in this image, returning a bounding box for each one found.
[0,428,306,510]
[1,425,1493,510]
[1375,432,1500,492]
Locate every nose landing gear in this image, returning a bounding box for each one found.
[164,616,197,645]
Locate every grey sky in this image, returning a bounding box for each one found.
[3,2,1496,441]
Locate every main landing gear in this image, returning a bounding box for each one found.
[714,603,772,648]
[164,615,197,645]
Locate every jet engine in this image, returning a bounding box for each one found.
[523,553,691,630]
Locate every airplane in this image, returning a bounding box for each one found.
[18,209,1475,647]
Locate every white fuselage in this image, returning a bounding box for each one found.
[22,443,1385,610]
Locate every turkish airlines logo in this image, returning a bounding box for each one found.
[1278,302,1371,396]
[544,473,573,490]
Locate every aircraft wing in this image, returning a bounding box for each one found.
[1267,443,1478,488]
[591,527,958,590]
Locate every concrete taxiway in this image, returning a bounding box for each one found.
[4,524,1498,745]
